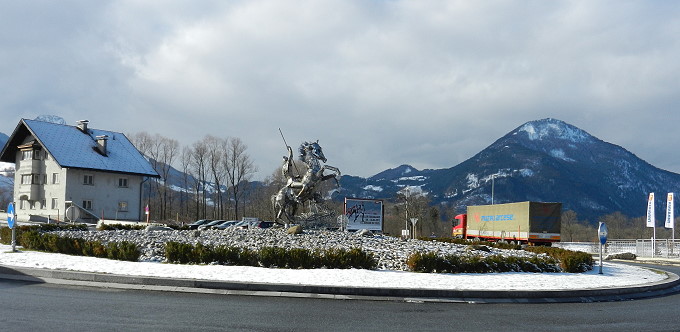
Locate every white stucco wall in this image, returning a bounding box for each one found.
[64,169,143,222]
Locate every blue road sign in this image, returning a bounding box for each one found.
[7,202,15,229]
[598,222,608,245]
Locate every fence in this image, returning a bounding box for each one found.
[556,239,680,258]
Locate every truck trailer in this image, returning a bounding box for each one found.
[453,201,561,245]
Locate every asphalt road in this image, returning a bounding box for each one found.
[1,264,680,332]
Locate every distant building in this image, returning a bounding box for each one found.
[0,119,159,223]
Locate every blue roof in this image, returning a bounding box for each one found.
[10,119,159,177]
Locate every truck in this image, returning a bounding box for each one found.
[452,201,561,245]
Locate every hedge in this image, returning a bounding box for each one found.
[164,242,377,270]
[524,246,594,273]
[406,252,561,273]
[1,224,87,245]
[1,226,139,262]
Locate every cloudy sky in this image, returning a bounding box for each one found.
[1,1,679,179]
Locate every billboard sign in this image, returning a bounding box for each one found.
[344,198,383,232]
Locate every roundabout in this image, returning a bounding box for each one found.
[1,243,678,303]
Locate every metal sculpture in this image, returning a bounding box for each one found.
[273,139,341,225]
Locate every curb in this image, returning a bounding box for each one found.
[2,264,679,303]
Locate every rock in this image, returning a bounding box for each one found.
[605,252,636,260]
[287,225,304,235]
[465,244,491,252]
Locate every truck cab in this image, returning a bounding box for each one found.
[452,214,467,238]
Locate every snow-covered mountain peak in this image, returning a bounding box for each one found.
[516,118,592,143]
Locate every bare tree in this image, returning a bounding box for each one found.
[204,136,227,219]
[561,210,579,242]
[179,146,193,220]
[191,140,209,220]
[223,137,257,219]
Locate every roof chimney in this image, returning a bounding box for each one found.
[77,120,89,132]
[96,135,108,156]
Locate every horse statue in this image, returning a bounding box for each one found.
[273,140,341,225]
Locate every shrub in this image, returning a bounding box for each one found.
[165,241,196,264]
[286,248,316,269]
[98,223,145,231]
[321,248,377,269]
[105,241,140,261]
[258,247,289,268]
[82,241,108,258]
[525,247,593,273]
[191,243,212,264]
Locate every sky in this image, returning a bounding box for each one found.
[1,1,680,180]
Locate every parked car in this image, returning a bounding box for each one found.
[198,220,229,230]
[187,219,213,230]
[213,220,240,230]
[257,221,275,229]
[234,220,275,229]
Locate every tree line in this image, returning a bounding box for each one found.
[128,133,259,223]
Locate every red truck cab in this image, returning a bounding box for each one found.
[452,214,467,238]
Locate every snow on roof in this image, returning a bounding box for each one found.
[6,119,159,177]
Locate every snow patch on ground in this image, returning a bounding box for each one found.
[0,244,665,291]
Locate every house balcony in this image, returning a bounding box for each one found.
[18,184,42,201]
[19,159,43,172]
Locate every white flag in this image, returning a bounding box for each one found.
[665,193,674,229]
[646,193,655,228]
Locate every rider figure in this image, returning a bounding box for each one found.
[282,146,306,204]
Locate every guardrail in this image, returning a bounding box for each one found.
[556,240,680,258]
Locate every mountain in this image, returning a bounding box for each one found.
[338,118,680,223]
[0,132,8,151]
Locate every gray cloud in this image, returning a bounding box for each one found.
[1,1,680,179]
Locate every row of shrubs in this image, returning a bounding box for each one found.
[525,246,594,273]
[420,238,594,273]
[0,224,87,245]
[406,251,561,273]
[165,241,377,269]
[1,226,140,262]
[97,223,147,231]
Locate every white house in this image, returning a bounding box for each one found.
[0,119,159,223]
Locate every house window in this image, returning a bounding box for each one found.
[82,200,92,210]
[118,201,128,212]
[20,174,41,185]
[20,200,27,209]
[83,174,94,185]
[21,150,33,160]
[51,198,58,210]
[30,201,36,210]
[43,174,47,184]
[52,173,59,184]
[118,178,129,188]
[41,199,46,209]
